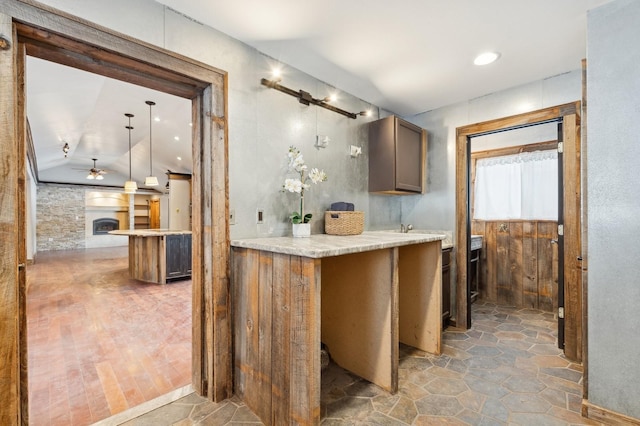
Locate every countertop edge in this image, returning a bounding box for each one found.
[231,231,446,258]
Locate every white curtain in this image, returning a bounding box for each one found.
[474,150,558,220]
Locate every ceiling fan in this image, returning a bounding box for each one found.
[74,158,109,180]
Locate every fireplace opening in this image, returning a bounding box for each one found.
[93,218,119,235]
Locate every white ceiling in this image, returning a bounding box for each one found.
[156,0,611,115]
[27,0,610,188]
[28,57,192,189]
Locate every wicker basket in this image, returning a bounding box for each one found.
[324,211,364,235]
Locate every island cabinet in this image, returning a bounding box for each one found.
[231,232,444,425]
[369,115,427,194]
[109,230,192,284]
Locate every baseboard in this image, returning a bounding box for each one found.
[582,399,640,425]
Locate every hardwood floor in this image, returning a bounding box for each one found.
[26,246,192,425]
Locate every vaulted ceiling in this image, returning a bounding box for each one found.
[27,0,610,189]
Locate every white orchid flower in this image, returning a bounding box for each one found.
[284,178,303,193]
[309,168,327,184]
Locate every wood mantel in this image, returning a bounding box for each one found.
[231,232,444,425]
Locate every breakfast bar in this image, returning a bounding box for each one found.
[231,231,445,425]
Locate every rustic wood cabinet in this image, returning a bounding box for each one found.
[368,115,426,194]
[166,233,192,280]
[442,247,452,328]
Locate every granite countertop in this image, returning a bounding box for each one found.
[231,231,446,259]
[375,229,482,251]
[109,229,192,237]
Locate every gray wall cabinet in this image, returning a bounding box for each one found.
[368,116,426,194]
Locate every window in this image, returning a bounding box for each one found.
[474,150,558,220]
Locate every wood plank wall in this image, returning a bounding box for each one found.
[472,220,558,312]
[233,247,321,425]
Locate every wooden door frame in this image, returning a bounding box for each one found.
[0,1,231,423]
[455,102,583,361]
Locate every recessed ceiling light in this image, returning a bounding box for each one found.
[474,51,501,66]
[177,156,182,161]
[174,136,180,141]
[154,116,160,122]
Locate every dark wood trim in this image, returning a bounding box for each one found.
[471,140,557,159]
[456,102,583,363]
[0,1,231,422]
[582,400,640,425]
[561,112,582,361]
[460,103,578,136]
[167,172,192,181]
[16,35,28,425]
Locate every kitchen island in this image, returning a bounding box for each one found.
[231,231,445,425]
[109,229,192,284]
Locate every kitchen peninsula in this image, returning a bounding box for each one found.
[231,231,445,425]
[109,229,192,284]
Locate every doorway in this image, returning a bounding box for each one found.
[25,56,196,423]
[469,124,562,342]
[0,3,230,424]
[470,124,560,308]
[455,103,583,362]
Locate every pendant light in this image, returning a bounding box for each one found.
[123,113,137,194]
[144,100,159,186]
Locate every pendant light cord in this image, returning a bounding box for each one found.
[125,113,134,180]
[146,100,155,175]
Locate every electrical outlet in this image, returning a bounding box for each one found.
[229,209,236,225]
[257,209,264,224]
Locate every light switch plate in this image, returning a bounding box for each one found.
[229,209,236,225]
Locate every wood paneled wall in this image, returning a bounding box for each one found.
[472,220,558,312]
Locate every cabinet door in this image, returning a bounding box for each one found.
[166,235,184,279]
[442,248,452,328]
[395,119,424,192]
[368,116,426,194]
[182,234,192,276]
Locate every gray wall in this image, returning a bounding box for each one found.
[587,0,640,419]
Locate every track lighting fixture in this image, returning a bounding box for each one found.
[260,76,370,120]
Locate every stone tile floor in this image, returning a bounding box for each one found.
[121,302,602,425]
